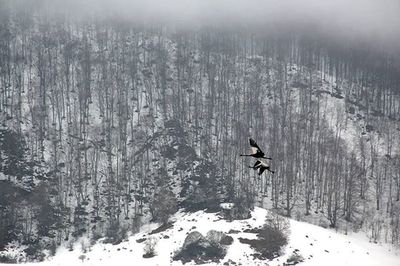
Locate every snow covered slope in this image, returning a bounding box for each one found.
[7,207,399,266]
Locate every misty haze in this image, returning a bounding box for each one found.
[0,0,400,265]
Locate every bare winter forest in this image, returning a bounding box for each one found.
[0,0,400,263]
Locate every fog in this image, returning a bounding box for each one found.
[5,0,400,51]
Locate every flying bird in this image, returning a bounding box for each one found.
[249,160,275,175]
[240,138,272,159]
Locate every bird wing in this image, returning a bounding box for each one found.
[259,158,270,166]
[258,167,266,175]
[250,147,258,154]
[249,138,263,153]
[253,160,262,168]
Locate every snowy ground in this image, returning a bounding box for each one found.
[4,207,399,266]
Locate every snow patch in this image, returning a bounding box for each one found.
[9,207,399,266]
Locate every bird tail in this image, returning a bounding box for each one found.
[240,154,251,157]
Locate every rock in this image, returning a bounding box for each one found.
[220,235,234,245]
[182,231,207,249]
[206,230,225,244]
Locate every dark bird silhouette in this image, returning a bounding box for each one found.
[249,160,275,175]
[240,138,272,159]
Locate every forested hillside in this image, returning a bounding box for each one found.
[1,1,400,261]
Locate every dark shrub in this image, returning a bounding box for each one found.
[143,237,157,258]
[0,256,12,263]
[0,254,17,263]
[265,211,290,237]
[220,235,234,245]
[149,187,178,224]
[239,225,288,260]
[173,242,226,264]
[0,129,27,177]
[180,160,224,212]
[286,251,304,265]
[103,222,127,245]
[221,183,255,221]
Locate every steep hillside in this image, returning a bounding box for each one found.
[2,207,398,266]
[1,4,400,262]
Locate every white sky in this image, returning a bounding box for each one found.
[7,0,400,52]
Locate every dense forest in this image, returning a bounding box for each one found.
[1,1,400,261]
